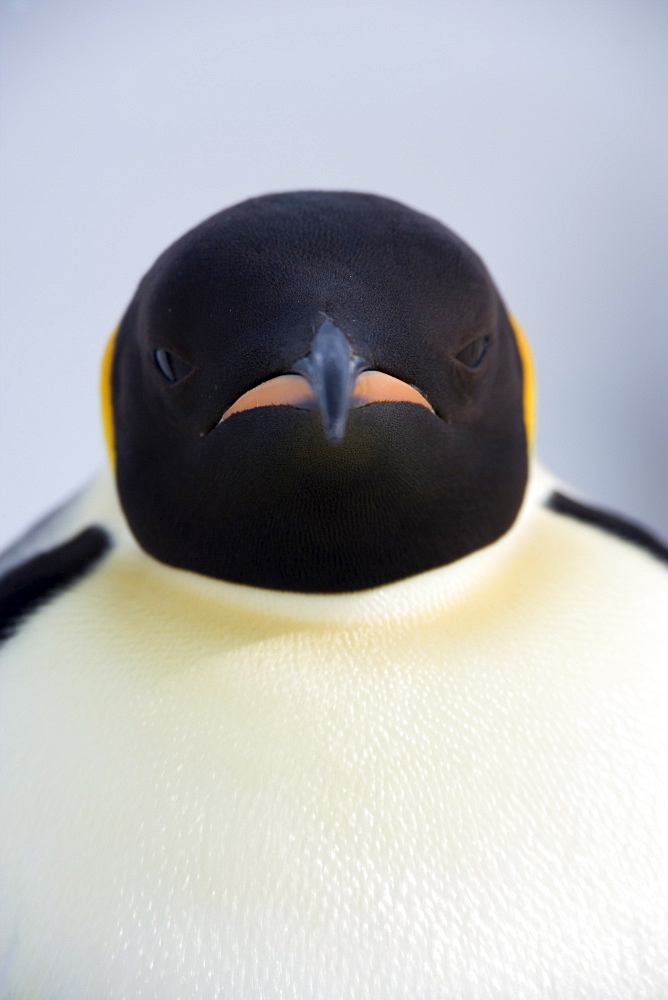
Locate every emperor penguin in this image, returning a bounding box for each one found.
[1,192,666,1000]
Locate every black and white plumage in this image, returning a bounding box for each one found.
[1,192,666,999]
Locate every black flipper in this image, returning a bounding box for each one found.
[547,491,668,567]
[0,490,85,578]
[0,527,111,645]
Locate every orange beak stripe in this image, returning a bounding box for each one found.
[221,371,434,423]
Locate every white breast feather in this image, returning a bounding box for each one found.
[0,464,667,999]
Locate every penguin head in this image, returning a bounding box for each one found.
[104,191,533,592]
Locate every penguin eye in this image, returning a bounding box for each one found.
[153,349,193,384]
[455,335,489,370]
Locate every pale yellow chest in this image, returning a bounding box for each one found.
[1,504,667,998]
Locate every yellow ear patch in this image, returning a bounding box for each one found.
[100,327,118,467]
[509,315,536,449]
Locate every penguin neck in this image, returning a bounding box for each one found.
[96,462,551,629]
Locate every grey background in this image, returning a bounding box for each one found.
[1,0,666,551]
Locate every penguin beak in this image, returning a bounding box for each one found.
[220,318,434,443]
[291,319,367,444]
